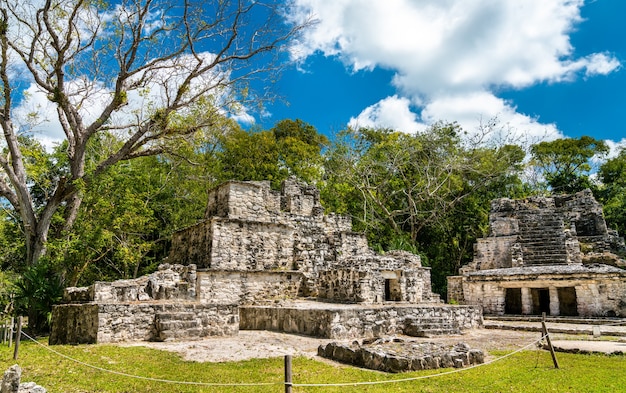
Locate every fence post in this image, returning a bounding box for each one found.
[9,316,14,347]
[13,316,22,361]
[541,312,559,369]
[284,355,293,393]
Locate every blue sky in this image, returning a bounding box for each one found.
[10,0,625,153]
[257,0,626,150]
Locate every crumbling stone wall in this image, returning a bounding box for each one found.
[316,252,433,304]
[63,264,197,304]
[51,264,240,344]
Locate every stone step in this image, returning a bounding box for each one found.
[157,327,203,341]
[403,317,460,337]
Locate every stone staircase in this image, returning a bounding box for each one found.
[154,312,202,341]
[403,316,461,337]
[517,213,569,265]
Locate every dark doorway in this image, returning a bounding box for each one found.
[558,287,578,316]
[384,279,401,301]
[505,288,523,314]
[531,288,551,315]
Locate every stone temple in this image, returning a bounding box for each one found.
[448,189,626,317]
[50,178,481,344]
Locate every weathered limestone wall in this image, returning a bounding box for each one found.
[50,303,238,344]
[63,264,197,303]
[317,269,431,304]
[447,276,464,304]
[240,304,482,339]
[209,219,295,270]
[168,221,212,267]
[197,271,303,305]
[458,265,626,316]
[205,181,279,221]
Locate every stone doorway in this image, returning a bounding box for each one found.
[557,287,578,316]
[504,288,522,314]
[531,288,551,315]
[384,278,402,301]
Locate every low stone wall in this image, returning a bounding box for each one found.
[239,303,482,339]
[50,302,238,344]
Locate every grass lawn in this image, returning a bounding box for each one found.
[1,336,625,392]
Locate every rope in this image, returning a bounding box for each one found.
[20,331,279,388]
[20,330,552,389]
[292,335,548,388]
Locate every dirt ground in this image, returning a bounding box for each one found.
[125,328,547,363]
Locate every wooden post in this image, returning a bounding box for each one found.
[541,312,559,369]
[8,316,14,347]
[284,355,293,393]
[13,316,22,361]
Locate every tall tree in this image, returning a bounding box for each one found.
[0,0,308,266]
[530,136,609,193]
[322,123,526,294]
[598,147,626,239]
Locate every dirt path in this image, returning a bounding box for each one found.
[124,328,547,363]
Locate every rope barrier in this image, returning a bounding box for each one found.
[20,331,279,388]
[292,335,548,388]
[19,330,552,389]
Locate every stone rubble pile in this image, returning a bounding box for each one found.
[318,339,484,373]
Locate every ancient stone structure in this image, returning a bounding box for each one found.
[318,340,484,373]
[448,190,626,317]
[51,178,481,344]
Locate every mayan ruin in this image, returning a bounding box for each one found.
[50,178,482,345]
[448,189,626,317]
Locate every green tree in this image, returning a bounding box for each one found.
[0,0,308,267]
[218,119,327,188]
[530,136,609,193]
[598,147,626,238]
[322,123,526,294]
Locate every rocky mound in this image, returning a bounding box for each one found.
[318,337,484,373]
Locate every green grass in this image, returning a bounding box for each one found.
[1,337,625,393]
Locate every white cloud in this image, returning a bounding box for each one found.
[348,95,424,133]
[291,0,621,141]
[420,91,562,143]
[605,138,626,159]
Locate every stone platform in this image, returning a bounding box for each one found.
[240,301,482,339]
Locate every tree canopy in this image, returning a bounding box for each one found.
[0,0,308,268]
[530,136,609,193]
